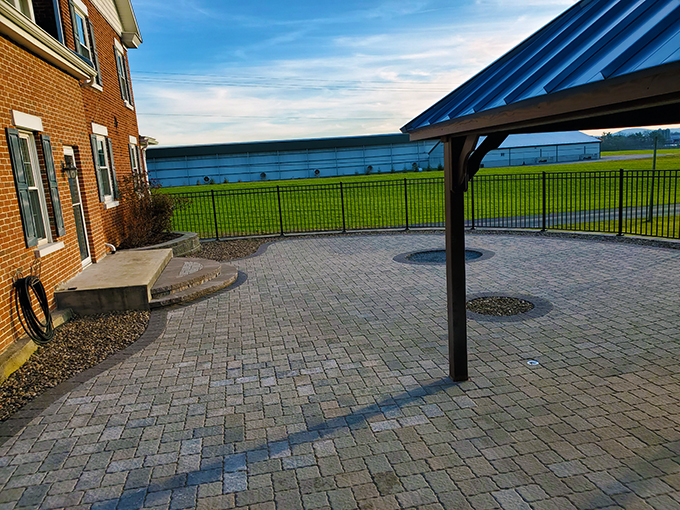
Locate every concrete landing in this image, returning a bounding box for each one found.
[55,249,173,314]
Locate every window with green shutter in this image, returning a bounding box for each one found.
[6,128,52,248]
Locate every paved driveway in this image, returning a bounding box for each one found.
[1,233,680,510]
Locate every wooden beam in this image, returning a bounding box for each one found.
[444,135,476,382]
[468,133,508,180]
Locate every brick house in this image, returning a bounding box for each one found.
[0,0,144,355]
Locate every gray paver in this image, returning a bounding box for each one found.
[1,233,679,509]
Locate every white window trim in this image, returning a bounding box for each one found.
[12,110,43,132]
[0,2,96,82]
[103,200,119,210]
[113,37,125,54]
[92,122,108,137]
[71,0,88,16]
[129,135,138,145]
[35,241,65,258]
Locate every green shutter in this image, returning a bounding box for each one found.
[86,19,101,85]
[6,128,39,248]
[68,0,81,56]
[107,138,120,199]
[41,135,66,237]
[114,47,126,102]
[90,134,104,202]
[122,56,133,105]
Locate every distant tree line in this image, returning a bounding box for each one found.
[600,129,678,151]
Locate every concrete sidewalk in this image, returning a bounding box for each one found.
[1,233,680,509]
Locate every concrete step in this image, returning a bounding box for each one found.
[149,263,238,308]
[151,257,222,299]
[55,249,174,315]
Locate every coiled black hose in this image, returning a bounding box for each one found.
[13,275,54,345]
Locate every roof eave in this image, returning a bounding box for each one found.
[405,62,680,142]
[114,0,142,48]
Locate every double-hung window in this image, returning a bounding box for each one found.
[4,0,34,20]
[17,132,49,243]
[68,0,101,85]
[6,118,66,249]
[114,39,133,107]
[128,136,146,191]
[90,131,119,205]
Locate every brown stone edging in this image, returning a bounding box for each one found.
[0,309,168,445]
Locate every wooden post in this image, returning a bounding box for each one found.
[443,136,477,382]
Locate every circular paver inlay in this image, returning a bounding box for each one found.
[394,247,493,265]
[465,293,553,322]
[466,296,534,316]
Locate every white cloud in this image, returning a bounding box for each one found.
[131,2,577,146]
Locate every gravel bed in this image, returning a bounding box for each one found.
[197,238,274,261]
[0,311,149,422]
[466,296,535,316]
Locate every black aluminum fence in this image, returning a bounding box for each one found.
[168,169,680,240]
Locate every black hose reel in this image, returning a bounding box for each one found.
[13,262,54,346]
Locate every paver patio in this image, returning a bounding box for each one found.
[1,232,679,510]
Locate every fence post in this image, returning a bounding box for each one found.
[211,189,219,240]
[404,178,409,230]
[276,186,284,236]
[618,169,624,236]
[340,182,346,232]
[470,177,475,230]
[541,172,547,231]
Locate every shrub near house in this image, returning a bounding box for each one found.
[0,0,145,356]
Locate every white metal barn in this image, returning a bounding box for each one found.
[146,131,601,187]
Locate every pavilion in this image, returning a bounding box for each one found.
[401,0,680,381]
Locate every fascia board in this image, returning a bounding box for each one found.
[0,3,97,81]
[114,0,142,47]
[406,63,680,141]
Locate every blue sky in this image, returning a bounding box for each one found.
[127,0,668,147]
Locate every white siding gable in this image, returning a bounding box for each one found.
[90,0,123,35]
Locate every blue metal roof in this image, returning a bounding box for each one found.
[403,0,680,135]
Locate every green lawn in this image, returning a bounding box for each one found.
[558,214,680,238]
[162,156,680,239]
[601,149,680,157]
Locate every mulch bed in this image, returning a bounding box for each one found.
[466,296,535,316]
[196,238,273,261]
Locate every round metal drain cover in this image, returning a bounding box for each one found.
[466,296,535,316]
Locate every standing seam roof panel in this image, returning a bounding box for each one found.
[403,0,680,134]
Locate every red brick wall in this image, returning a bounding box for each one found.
[0,0,142,354]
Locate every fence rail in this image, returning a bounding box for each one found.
[168,169,680,241]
